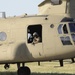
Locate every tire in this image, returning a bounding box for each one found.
[17,66,31,75]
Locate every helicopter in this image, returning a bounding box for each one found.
[0,0,75,75]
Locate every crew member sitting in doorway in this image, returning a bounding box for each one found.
[28,29,33,43]
[32,32,40,44]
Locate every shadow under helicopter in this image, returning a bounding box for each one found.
[14,43,35,62]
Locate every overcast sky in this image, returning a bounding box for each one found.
[0,0,44,16]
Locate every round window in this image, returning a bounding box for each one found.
[0,32,7,41]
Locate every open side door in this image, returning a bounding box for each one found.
[27,24,44,59]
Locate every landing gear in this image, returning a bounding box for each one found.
[38,61,40,66]
[17,66,30,75]
[71,58,75,63]
[4,64,10,70]
[59,59,63,67]
[17,63,31,75]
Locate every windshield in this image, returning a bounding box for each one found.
[69,23,75,43]
[69,23,75,33]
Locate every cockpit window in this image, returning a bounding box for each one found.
[60,36,72,45]
[69,23,75,43]
[58,24,68,34]
[69,23,75,32]
[27,25,42,44]
[61,17,74,22]
[71,34,75,42]
[58,24,63,34]
[63,24,68,34]
[58,24,72,45]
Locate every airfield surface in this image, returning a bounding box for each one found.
[0,60,75,75]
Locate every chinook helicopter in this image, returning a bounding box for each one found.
[0,0,75,75]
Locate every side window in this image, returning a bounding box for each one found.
[0,32,7,41]
[27,25,42,44]
[63,24,68,34]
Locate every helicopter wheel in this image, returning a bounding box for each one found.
[17,66,31,75]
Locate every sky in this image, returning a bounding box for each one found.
[0,0,44,17]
